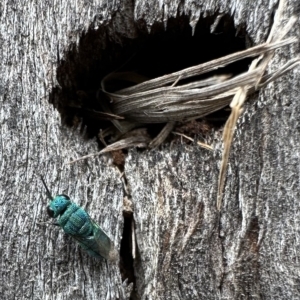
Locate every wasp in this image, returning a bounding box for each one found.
[41,177,118,261]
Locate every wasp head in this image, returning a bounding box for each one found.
[47,195,71,218]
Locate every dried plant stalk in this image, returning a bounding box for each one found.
[172,131,213,151]
[149,122,176,148]
[217,0,299,210]
[69,129,151,164]
[100,37,296,127]
[102,38,295,95]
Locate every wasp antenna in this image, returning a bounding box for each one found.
[40,176,53,200]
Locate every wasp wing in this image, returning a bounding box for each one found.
[91,220,118,262]
[69,219,118,262]
[70,234,105,260]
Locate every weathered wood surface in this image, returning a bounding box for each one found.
[1,0,300,299]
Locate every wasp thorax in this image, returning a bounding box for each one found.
[48,195,71,218]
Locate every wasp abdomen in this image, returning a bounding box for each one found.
[58,203,93,236]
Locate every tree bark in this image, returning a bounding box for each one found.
[1,0,300,299]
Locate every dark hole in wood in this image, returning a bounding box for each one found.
[119,212,135,285]
[49,14,251,144]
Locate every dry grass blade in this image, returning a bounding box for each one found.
[258,56,300,88]
[149,122,176,148]
[172,131,213,151]
[68,129,151,164]
[216,0,299,210]
[217,90,245,210]
[100,37,296,128]
[82,109,124,120]
[108,69,260,123]
[99,133,150,154]
[102,37,295,96]
[197,141,214,151]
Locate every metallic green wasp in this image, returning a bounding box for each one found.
[41,177,118,261]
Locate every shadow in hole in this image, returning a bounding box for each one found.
[49,14,251,141]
